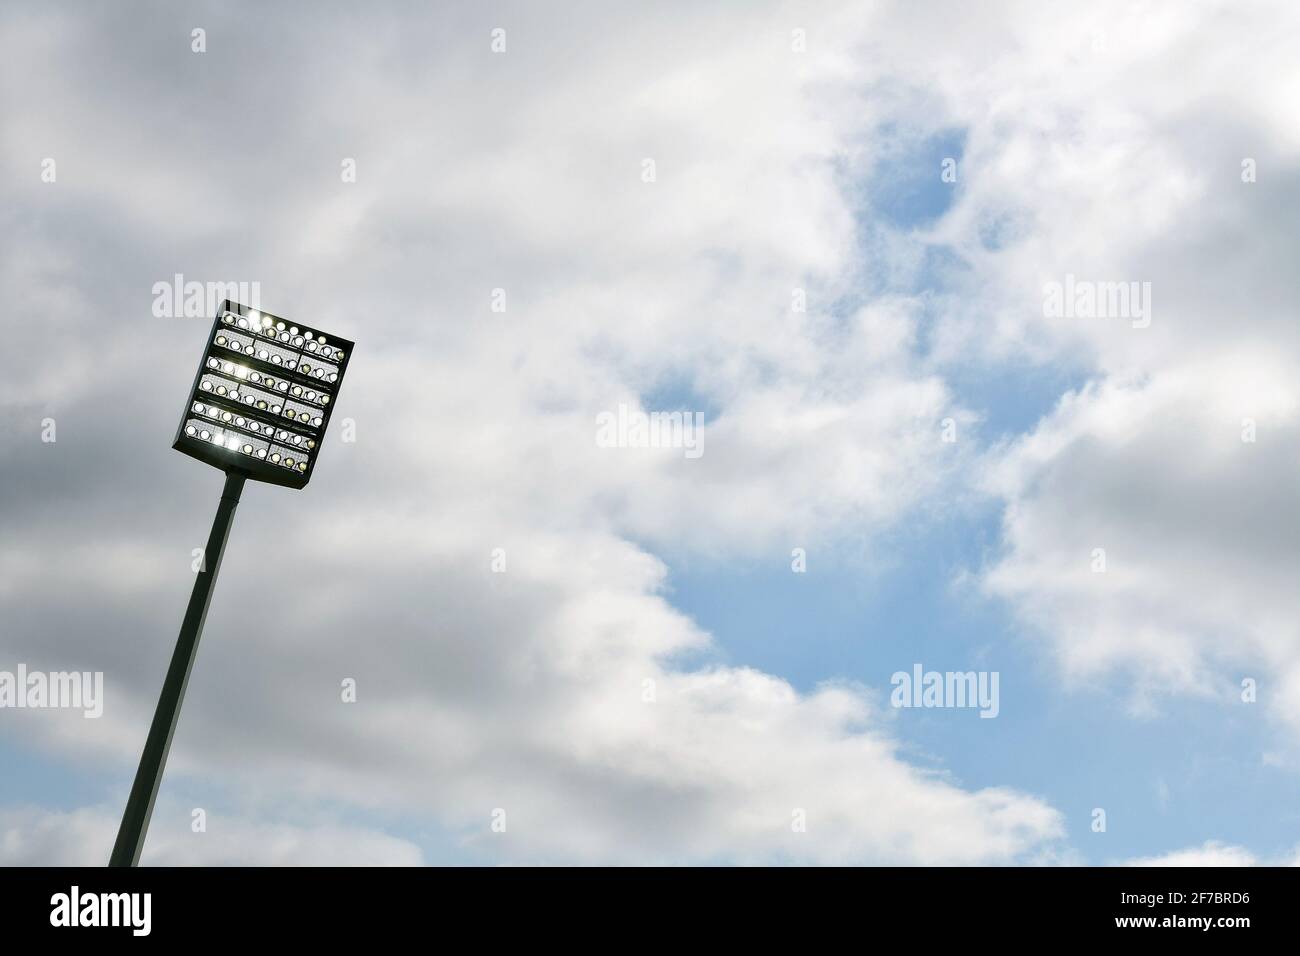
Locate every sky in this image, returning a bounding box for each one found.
[1,0,1298,865]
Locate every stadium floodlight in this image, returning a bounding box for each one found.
[109,300,353,867]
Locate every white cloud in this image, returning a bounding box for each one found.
[982,360,1300,721]
[0,804,422,866]
[863,0,1300,742]
[1,519,1066,864]
[1122,840,1300,868]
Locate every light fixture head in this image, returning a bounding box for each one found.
[172,300,354,489]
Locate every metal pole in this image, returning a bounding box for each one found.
[109,470,247,867]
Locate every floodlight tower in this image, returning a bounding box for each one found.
[109,300,354,867]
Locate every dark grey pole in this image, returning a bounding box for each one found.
[109,470,247,867]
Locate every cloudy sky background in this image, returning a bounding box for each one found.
[2,0,1298,865]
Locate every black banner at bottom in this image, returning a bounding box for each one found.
[0,865,1281,942]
